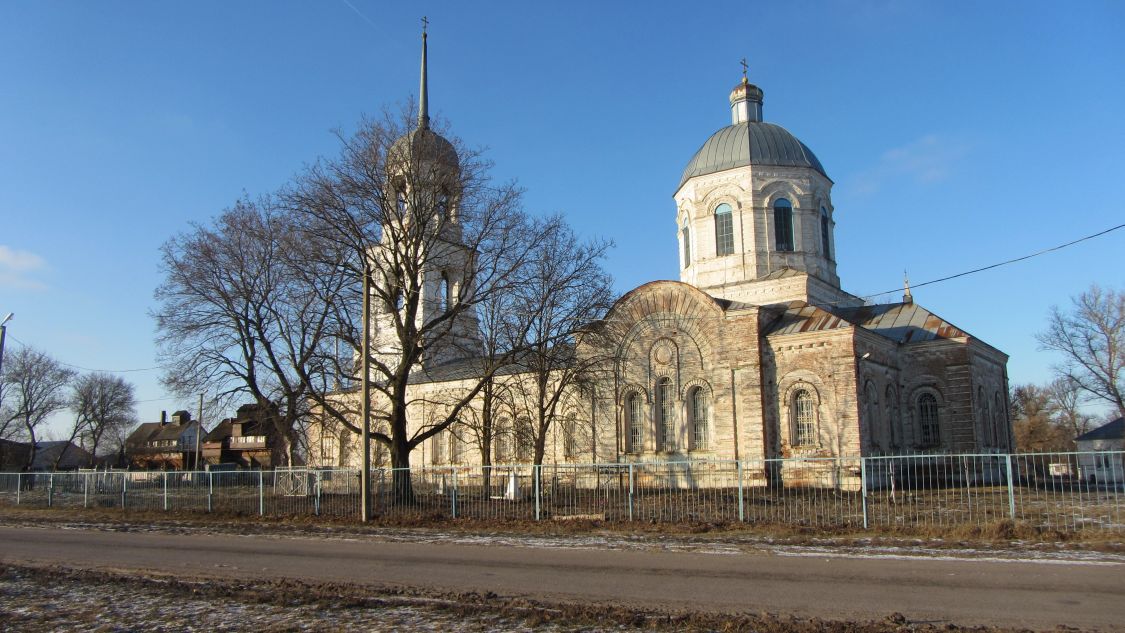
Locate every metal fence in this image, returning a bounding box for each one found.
[0,451,1121,534]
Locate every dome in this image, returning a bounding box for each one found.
[679,121,828,188]
[390,127,459,170]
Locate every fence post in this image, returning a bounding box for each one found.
[451,470,458,519]
[737,460,745,522]
[207,470,213,513]
[860,457,869,530]
[83,472,89,509]
[15,473,21,505]
[314,471,321,517]
[258,470,265,516]
[121,472,127,510]
[533,465,541,521]
[163,471,169,512]
[1005,453,1016,521]
[627,463,634,522]
[48,473,54,508]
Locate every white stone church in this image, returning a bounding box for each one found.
[309,40,1012,471]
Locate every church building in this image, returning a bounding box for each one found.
[309,35,1012,472]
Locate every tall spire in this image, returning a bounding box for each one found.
[418,17,430,130]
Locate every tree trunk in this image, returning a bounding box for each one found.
[389,411,415,505]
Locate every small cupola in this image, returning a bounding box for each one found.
[729,76,764,124]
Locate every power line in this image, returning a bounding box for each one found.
[6,335,161,373]
[859,222,1125,303]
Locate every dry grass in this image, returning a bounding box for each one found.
[1,503,1122,554]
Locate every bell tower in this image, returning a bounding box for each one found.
[370,25,482,369]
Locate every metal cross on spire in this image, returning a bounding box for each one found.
[422,15,429,34]
[740,58,748,82]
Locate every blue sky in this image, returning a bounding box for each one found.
[2,1,1123,436]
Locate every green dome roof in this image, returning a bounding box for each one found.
[679,121,828,188]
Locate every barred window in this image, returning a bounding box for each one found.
[515,417,531,462]
[563,412,577,459]
[918,393,940,446]
[820,207,831,259]
[774,198,794,252]
[682,226,691,267]
[494,419,510,463]
[431,431,444,465]
[792,389,816,446]
[714,203,734,256]
[626,394,643,453]
[448,430,461,464]
[656,377,674,451]
[689,387,708,450]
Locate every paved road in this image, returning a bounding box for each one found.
[2,526,1121,630]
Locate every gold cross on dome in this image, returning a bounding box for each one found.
[740,58,748,80]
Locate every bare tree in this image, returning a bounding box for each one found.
[69,372,137,463]
[1046,376,1094,441]
[1,347,75,468]
[153,196,356,466]
[505,217,615,466]
[288,107,542,499]
[1037,285,1125,419]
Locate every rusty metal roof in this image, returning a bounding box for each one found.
[679,121,828,188]
[766,301,969,344]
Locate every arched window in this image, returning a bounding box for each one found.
[449,429,461,464]
[656,378,674,451]
[714,203,734,256]
[563,412,577,459]
[774,199,794,252]
[515,417,531,462]
[792,388,816,446]
[682,225,691,267]
[977,387,991,448]
[626,394,643,453]
[431,431,445,465]
[438,273,450,311]
[885,385,901,449]
[918,393,940,447]
[494,418,510,463]
[689,387,709,450]
[397,191,408,215]
[864,382,881,451]
[992,393,1006,449]
[820,207,831,259]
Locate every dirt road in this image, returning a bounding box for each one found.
[2,525,1120,630]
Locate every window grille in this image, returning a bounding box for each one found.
[626,394,642,453]
[774,199,794,252]
[793,389,816,446]
[918,393,940,446]
[690,387,708,450]
[714,204,734,256]
[656,378,674,451]
[563,413,577,459]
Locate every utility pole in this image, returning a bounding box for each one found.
[0,313,12,382]
[195,393,204,471]
[361,264,372,522]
